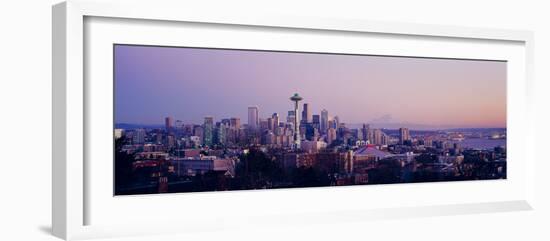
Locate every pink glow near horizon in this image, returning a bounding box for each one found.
[115,45,506,129]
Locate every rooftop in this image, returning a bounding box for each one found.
[354,146,392,159]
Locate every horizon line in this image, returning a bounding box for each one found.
[114,122,506,130]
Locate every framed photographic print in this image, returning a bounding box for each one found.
[52,0,535,240]
[113,44,508,195]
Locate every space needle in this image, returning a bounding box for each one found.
[290,93,303,149]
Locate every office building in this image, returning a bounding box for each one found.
[165,117,173,133]
[399,127,411,144]
[272,113,280,132]
[312,114,320,129]
[327,127,337,145]
[360,124,369,141]
[134,128,146,144]
[287,110,295,124]
[302,103,311,124]
[320,109,329,134]
[248,106,259,129]
[203,116,214,146]
[230,117,241,129]
[114,129,124,139]
[267,117,274,132]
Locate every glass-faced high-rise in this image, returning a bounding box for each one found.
[320,109,329,134]
[248,106,259,129]
[203,116,214,146]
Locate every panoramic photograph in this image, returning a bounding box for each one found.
[113,44,507,195]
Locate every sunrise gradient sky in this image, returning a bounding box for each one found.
[114,44,506,129]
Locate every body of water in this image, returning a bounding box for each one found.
[453,138,506,150]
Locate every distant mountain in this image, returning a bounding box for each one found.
[347,123,505,131]
[347,123,453,130]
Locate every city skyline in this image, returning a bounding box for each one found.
[114,44,507,195]
[115,44,506,128]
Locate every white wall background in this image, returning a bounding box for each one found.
[0,0,548,240]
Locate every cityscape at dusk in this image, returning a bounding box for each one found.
[114,44,507,195]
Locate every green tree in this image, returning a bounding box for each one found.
[235,148,283,189]
[114,137,136,194]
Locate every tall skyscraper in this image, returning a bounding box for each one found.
[399,127,410,144]
[230,117,241,129]
[134,128,146,144]
[320,109,329,134]
[361,124,370,142]
[312,114,320,125]
[287,110,295,124]
[373,129,383,145]
[272,113,280,131]
[290,93,303,149]
[165,117,173,133]
[381,132,389,145]
[328,120,334,130]
[248,106,259,129]
[203,116,214,146]
[302,103,311,124]
[215,123,226,145]
[267,117,274,131]
[259,118,269,130]
[193,125,204,145]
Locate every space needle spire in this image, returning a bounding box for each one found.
[290,93,303,149]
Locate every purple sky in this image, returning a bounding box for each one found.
[114,44,506,129]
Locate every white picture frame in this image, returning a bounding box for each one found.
[52,1,535,240]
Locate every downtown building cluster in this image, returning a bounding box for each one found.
[114,94,507,195]
[120,102,403,153]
